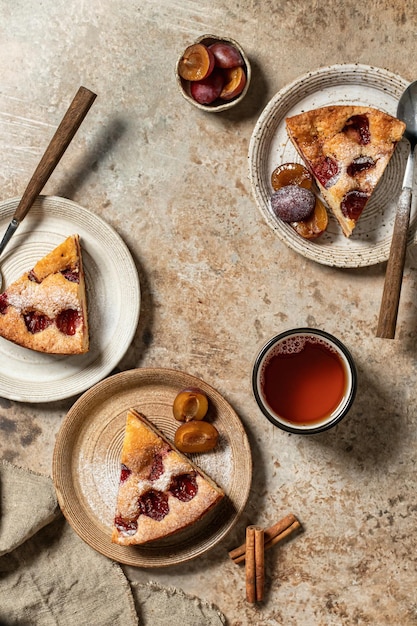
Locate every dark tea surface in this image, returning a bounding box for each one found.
[260,336,347,424]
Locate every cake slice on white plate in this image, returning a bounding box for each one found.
[0,234,89,354]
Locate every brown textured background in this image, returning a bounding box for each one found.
[1,1,417,624]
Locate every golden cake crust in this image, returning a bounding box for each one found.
[111,409,224,546]
[31,235,80,281]
[286,105,405,236]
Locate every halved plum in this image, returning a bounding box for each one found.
[347,156,376,177]
[119,464,132,483]
[173,387,209,422]
[342,114,370,146]
[291,198,328,239]
[114,516,138,536]
[271,162,312,191]
[220,66,246,101]
[178,44,215,81]
[174,421,219,453]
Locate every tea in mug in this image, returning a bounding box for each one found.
[259,334,348,425]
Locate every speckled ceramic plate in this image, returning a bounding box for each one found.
[249,64,416,268]
[0,196,140,402]
[52,368,252,567]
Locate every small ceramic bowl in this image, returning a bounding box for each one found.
[175,34,251,112]
[252,328,357,435]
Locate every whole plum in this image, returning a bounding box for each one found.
[271,186,315,222]
[208,42,244,68]
[190,70,224,104]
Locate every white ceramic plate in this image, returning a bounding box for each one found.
[249,64,416,268]
[52,368,252,567]
[0,196,140,402]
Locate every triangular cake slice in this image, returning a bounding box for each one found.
[0,234,89,354]
[286,105,406,237]
[112,409,224,546]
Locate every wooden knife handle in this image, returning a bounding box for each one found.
[376,185,412,339]
[13,86,97,222]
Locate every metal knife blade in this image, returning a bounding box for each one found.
[0,218,19,258]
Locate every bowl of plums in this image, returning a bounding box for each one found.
[176,34,251,112]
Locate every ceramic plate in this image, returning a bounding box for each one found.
[52,368,252,567]
[0,196,140,402]
[249,64,416,268]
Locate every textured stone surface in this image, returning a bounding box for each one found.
[1,1,417,624]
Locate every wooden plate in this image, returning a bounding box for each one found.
[52,368,252,567]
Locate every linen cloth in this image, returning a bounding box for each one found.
[0,461,226,626]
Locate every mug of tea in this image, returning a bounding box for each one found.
[252,328,357,434]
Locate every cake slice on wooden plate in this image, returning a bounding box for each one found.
[0,234,89,354]
[286,105,406,237]
[112,408,224,546]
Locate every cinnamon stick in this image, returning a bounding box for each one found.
[264,519,300,552]
[245,526,256,603]
[254,526,265,602]
[229,513,301,564]
[245,525,264,603]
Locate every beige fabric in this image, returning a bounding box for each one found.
[131,581,226,625]
[0,461,60,556]
[0,461,226,626]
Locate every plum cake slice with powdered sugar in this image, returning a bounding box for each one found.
[0,234,89,354]
[286,105,405,237]
[112,408,224,546]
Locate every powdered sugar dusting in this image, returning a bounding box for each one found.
[135,456,192,497]
[78,451,119,526]
[192,433,234,492]
[8,277,80,318]
[78,431,234,530]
